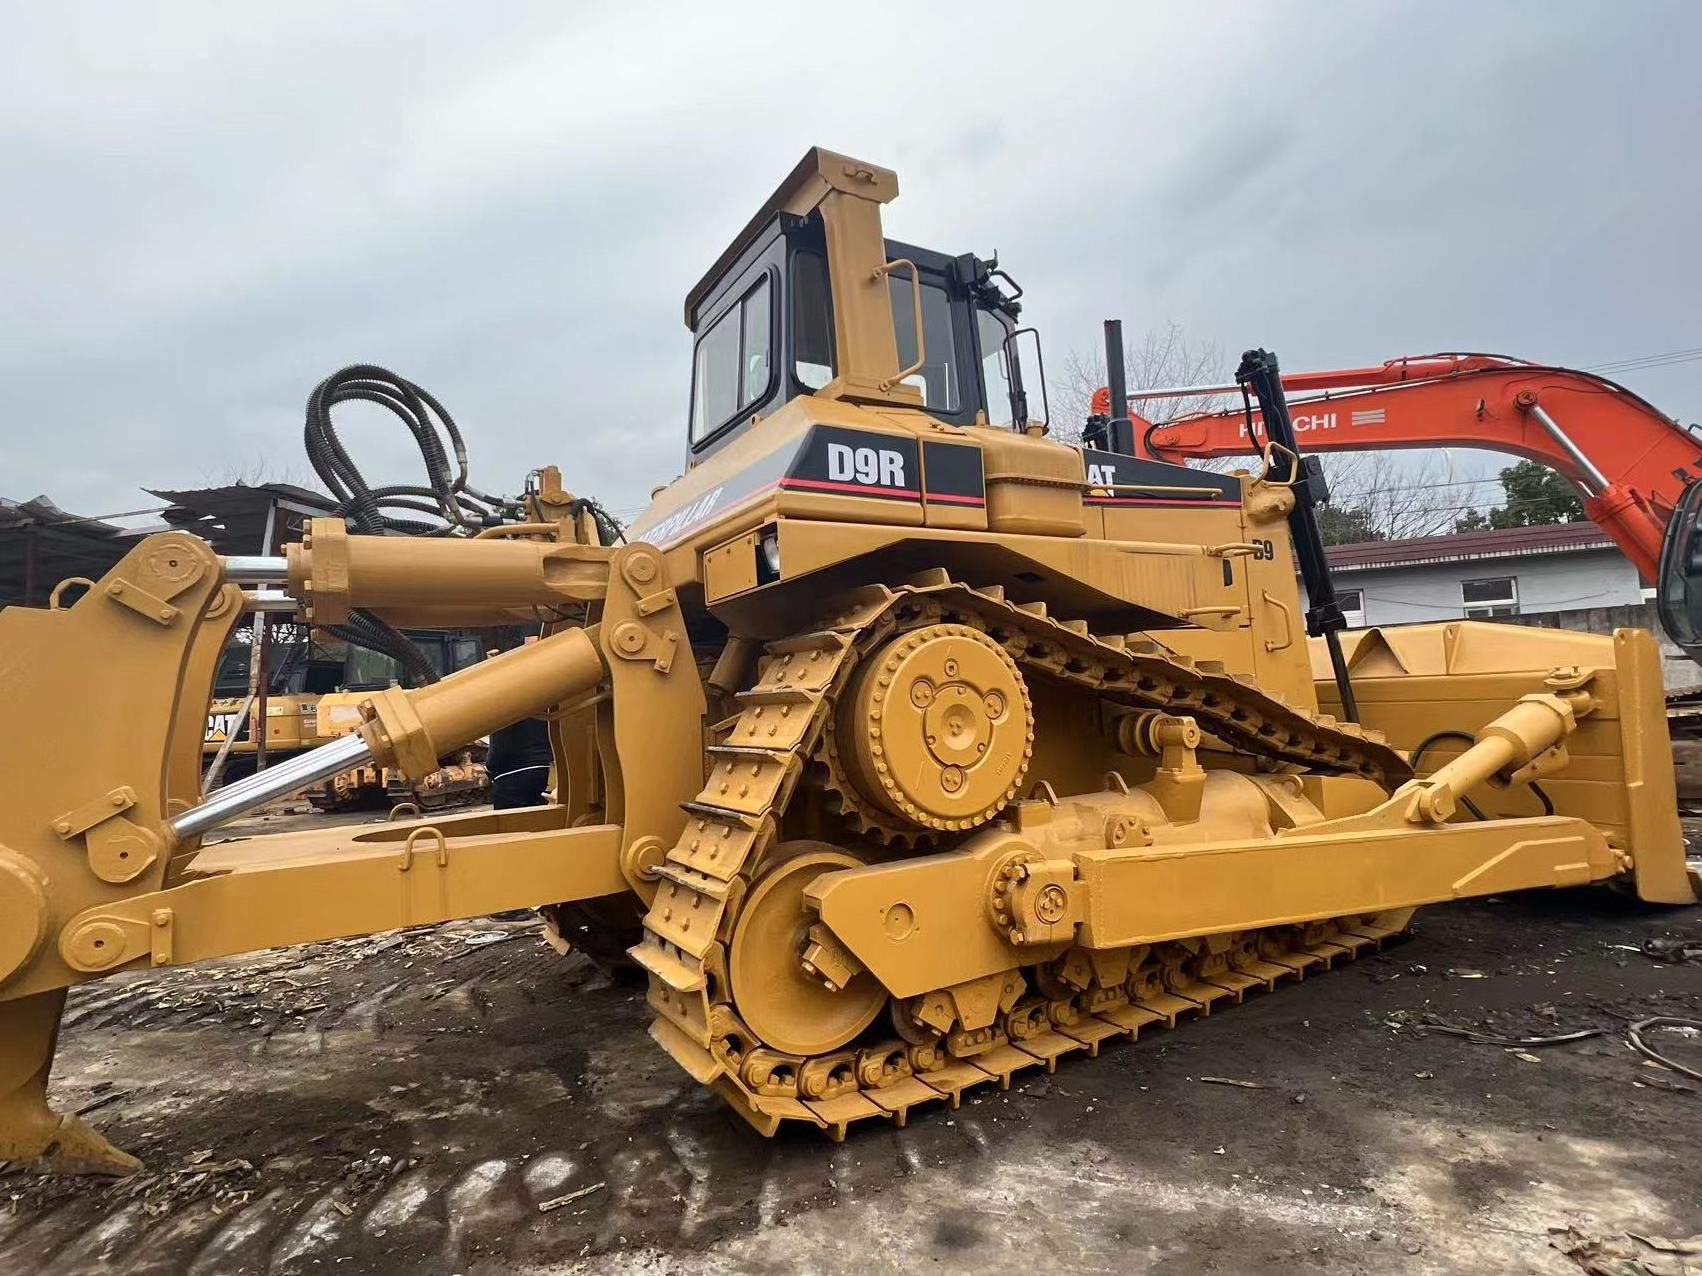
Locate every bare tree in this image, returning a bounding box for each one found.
[199,451,309,490]
[1051,322,1473,542]
[1313,450,1471,543]
[1051,321,1232,446]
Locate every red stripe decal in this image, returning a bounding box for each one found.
[925,492,987,505]
[781,477,921,498]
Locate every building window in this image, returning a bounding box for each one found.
[1338,588,1365,627]
[1462,576,1518,618]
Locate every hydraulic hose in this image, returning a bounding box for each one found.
[571,496,627,546]
[1409,729,1557,821]
[303,365,516,684]
[298,365,625,682]
[304,364,514,535]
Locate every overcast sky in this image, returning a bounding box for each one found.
[4,1,1699,531]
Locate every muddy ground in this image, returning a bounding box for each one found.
[1,808,1698,1275]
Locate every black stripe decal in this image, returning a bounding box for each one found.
[923,440,986,506]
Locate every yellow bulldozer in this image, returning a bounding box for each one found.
[0,148,1695,1175]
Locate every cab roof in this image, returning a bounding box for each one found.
[683,147,898,328]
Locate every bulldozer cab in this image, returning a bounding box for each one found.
[211,632,348,697]
[684,148,1026,460]
[340,629,485,691]
[1657,475,1702,662]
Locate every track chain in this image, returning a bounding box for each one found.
[631,573,1414,1136]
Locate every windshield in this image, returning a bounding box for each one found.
[345,645,409,690]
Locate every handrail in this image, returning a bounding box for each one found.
[873,259,925,392]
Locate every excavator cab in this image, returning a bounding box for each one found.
[683,152,1028,461]
[1657,477,1702,662]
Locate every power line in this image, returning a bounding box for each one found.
[1585,346,1702,375]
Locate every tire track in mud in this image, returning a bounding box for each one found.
[9,1101,1010,1274]
[3,922,1012,1275]
[15,899,1690,1274]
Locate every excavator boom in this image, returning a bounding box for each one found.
[1098,353,1702,582]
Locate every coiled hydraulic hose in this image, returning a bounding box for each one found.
[304,364,516,536]
[304,365,521,685]
[299,365,627,686]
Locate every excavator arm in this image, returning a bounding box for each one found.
[1093,354,1702,582]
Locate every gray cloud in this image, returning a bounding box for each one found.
[3,1,1698,529]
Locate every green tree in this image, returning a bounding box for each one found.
[1316,503,1384,546]
[1454,460,1584,532]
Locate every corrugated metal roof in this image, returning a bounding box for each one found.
[1326,520,1614,571]
[1,483,335,608]
[0,495,161,609]
[147,483,333,557]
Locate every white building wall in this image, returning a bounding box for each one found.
[1313,548,1644,627]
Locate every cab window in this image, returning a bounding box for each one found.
[346,645,407,689]
[450,636,483,672]
[792,250,835,390]
[212,640,310,696]
[977,308,1015,427]
[888,276,959,413]
[691,275,772,444]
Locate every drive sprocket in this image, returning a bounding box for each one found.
[826,623,1033,834]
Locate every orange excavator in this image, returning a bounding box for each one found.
[1087,352,1702,660]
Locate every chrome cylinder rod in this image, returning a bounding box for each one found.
[172,732,371,842]
[1527,403,1610,493]
[242,590,298,613]
[222,555,290,583]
